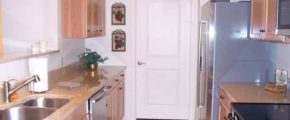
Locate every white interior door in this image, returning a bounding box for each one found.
[136,0,191,119]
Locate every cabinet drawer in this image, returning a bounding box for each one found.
[219,88,231,110]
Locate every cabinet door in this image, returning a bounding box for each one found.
[107,87,119,120]
[96,0,105,36]
[87,0,105,37]
[265,0,284,41]
[111,88,119,120]
[118,81,125,120]
[251,0,266,37]
[218,103,229,120]
[62,0,87,38]
[106,94,113,120]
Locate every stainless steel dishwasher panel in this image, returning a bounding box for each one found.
[89,87,107,120]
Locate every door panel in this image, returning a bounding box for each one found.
[136,0,191,119]
[148,2,180,56]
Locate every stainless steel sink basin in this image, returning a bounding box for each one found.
[22,97,70,109]
[0,106,55,120]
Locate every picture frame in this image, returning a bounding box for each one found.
[112,29,126,52]
[275,69,288,85]
[112,3,126,25]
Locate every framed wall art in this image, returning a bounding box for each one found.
[112,3,126,25]
[112,29,126,52]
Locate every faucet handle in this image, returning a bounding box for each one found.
[32,75,41,82]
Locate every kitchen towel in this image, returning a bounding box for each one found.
[28,57,48,92]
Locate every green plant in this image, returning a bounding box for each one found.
[78,48,108,65]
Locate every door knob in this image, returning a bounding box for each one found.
[137,61,146,65]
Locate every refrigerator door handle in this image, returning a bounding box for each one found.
[198,21,208,108]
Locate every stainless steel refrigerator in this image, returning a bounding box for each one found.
[197,1,275,120]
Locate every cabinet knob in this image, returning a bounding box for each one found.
[260,29,265,33]
[107,86,112,89]
[119,87,122,90]
[223,116,227,120]
[87,29,91,32]
[99,29,103,32]
[120,74,124,77]
[115,79,119,82]
[220,96,224,100]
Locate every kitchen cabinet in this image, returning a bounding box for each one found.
[64,101,87,120]
[106,75,125,120]
[61,0,105,38]
[250,0,285,42]
[218,87,233,120]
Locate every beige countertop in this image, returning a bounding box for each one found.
[0,64,126,120]
[220,83,290,103]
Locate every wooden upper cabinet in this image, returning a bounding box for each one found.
[251,0,266,38]
[250,0,285,42]
[61,0,105,38]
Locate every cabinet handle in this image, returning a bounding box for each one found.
[119,87,122,90]
[115,79,119,82]
[260,29,265,33]
[87,29,91,32]
[223,116,227,120]
[99,29,103,32]
[220,96,224,100]
[107,86,112,89]
[120,74,124,77]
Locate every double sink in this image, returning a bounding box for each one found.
[0,97,70,120]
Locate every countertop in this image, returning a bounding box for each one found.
[220,83,290,103]
[0,64,126,120]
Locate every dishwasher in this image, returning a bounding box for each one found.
[89,86,107,120]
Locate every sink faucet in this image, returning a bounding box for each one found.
[3,75,40,103]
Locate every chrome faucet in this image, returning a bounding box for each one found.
[3,75,40,103]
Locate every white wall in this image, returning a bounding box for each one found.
[275,43,290,75]
[0,0,85,84]
[2,0,59,53]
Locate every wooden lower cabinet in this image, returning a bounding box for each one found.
[81,114,90,120]
[219,103,229,120]
[117,82,125,120]
[106,80,125,120]
[218,88,232,120]
[64,102,87,120]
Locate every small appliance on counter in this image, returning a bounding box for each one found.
[28,57,49,93]
[229,103,290,120]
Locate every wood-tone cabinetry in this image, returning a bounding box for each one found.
[218,88,233,120]
[61,0,105,38]
[106,75,125,120]
[64,102,87,120]
[250,0,285,42]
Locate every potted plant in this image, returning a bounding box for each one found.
[78,48,108,70]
